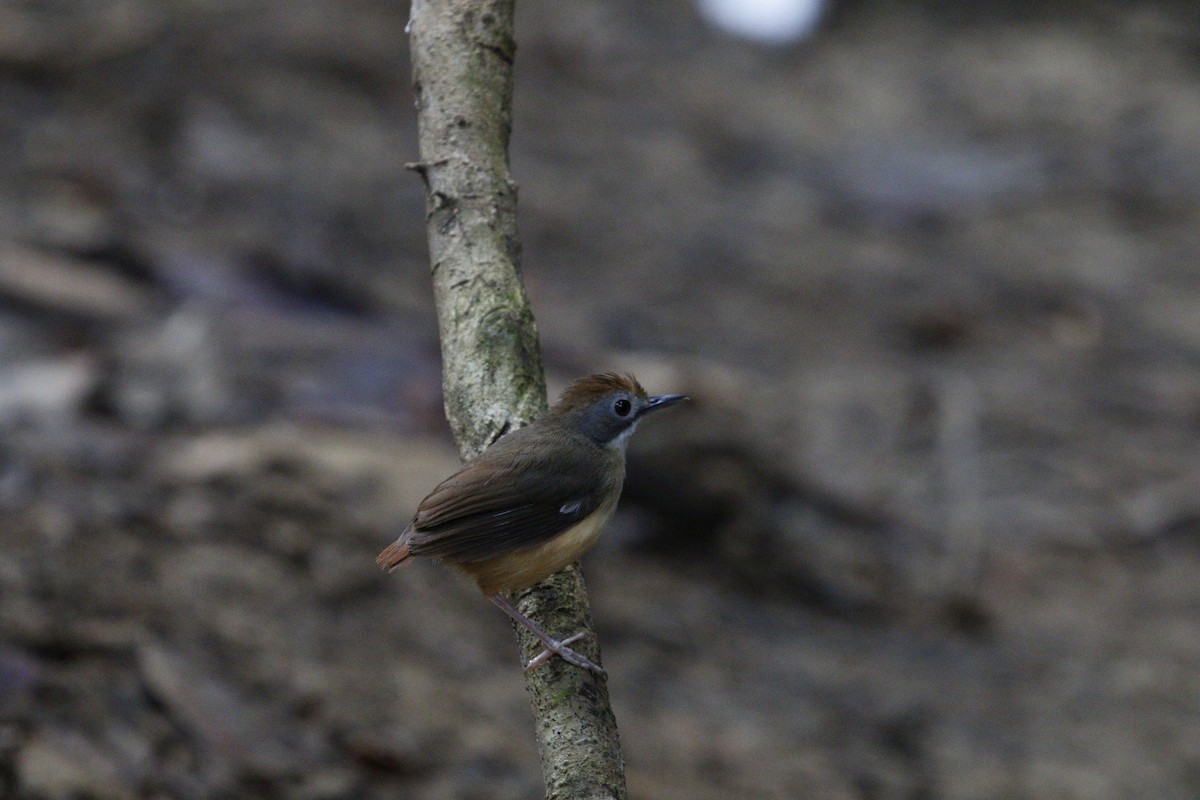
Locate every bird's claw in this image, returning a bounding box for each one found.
[523,631,604,674]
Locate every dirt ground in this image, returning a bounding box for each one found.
[2,1,1200,798]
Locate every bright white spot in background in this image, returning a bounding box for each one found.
[697,0,826,45]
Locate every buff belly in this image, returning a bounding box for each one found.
[457,493,620,596]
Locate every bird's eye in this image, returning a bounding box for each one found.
[613,398,632,417]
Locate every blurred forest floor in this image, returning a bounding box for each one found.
[2,1,1200,798]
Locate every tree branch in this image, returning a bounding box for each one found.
[406,1,628,797]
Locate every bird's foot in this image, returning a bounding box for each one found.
[489,594,605,675]
[524,631,604,674]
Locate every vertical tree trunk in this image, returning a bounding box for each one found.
[405,1,628,797]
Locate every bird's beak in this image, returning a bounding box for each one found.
[638,393,688,418]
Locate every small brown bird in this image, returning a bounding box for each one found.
[377,373,686,673]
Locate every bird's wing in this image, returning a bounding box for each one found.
[403,435,617,563]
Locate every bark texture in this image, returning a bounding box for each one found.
[407,2,628,797]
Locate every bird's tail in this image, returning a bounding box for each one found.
[376,540,413,572]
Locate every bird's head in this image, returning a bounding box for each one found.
[550,372,687,449]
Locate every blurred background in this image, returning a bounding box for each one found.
[2,1,1199,798]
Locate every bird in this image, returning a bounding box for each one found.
[377,372,686,673]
